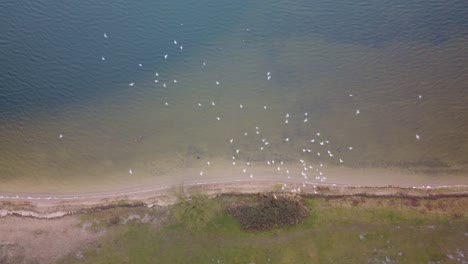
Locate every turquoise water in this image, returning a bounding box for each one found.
[1,0,467,192]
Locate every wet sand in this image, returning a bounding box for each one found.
[1,160,467,195]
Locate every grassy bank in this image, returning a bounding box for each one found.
[61,194,468,264]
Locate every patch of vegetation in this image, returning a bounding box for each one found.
[62,195,467,264]
[228,194,309,231]
[166,194,242,235]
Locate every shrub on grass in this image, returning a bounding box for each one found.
[228,194,309,231]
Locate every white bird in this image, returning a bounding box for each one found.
[163,83,166,88]
[267,76,271,80]
[286,113,290,118]
[339,159,344,163]
[304,112,308,116]
[155,72,159,76]
[240,104,243,108]
[216,81,220,85]
[173,40,177,45]
[173,79,177,83]
[285,119,289,124]
[230,138,234,144]
[316,132,320,136]
[138,63,142,67]
[211,101,216,106]
[101,57,106,61]
[416,134,420,140]
[129,82,135,86]
[129,169,133,175]
[216,116,220,121]
[103,33,108,38]
[180,45,183,50]
[164,102,169,106]
[264,105,267,110]
[249,173,253,179]
[285,138,289,142]
[198,103,202,107]
[164,54,168,59]
[200,171,203,176]
[202,61,206,66]
[418,95,422,99]
[267,72,271,76]
[154,80,159,83]
[58,134,63,139]
[304,118,308,123]
[349,146,353,150]
[243,168,247,173]
[356,109,360,115]
[207,161,210,166]
[244,132,248,136]
[349,94,353,97]
[236,149,240,154]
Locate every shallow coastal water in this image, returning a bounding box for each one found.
[1,0,467,193]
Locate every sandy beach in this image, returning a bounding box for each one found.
[1,163,467,218]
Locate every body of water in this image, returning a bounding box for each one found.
[1,0,467,193]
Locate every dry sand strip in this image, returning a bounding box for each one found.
[1,179,468,219]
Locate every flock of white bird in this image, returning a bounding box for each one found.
[56,30,423,193]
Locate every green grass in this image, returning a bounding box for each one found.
[63,195,467,264]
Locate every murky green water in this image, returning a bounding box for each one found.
[1,0,467,193]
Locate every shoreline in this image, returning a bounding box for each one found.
[1,179,468,219]
[1,163,467,196]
